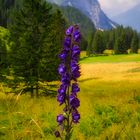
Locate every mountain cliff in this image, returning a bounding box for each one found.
[47,0,117,30]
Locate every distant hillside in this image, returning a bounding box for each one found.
[113,3,140,31]
[51,4,96,50]
[60,6,96,41]
[47,0,117,30]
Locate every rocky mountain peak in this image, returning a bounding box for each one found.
[47,0,117,30]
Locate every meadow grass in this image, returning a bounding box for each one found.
[80,53,140,64]
[0,54,140,140]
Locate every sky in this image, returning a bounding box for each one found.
[98,0,140,17]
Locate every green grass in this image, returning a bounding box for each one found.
[0,54,140,140]
[80,54,140,64]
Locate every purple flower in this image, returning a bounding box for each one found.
[70,95,80,108]
[73,29,81,42]
[71,61,80,79]
[56,25,81,138]
[57,114,65,124]
[72,45,80,60]
[72,112,80,123]
[61,73,70,85]
[64,37,71,50]
[72,83,80,94]
[72,45,80,55]
[54,131,60,137]
[58,64,66,75]
[58,84,67,94]
[66,26,73,35]
[57,93,66,105]
[72,70,80,80]
[59,50,67,60]
[71,62,80,72]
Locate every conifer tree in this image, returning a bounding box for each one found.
[9,0,65,97]
[92,31,105,54]
[131,32,139,53]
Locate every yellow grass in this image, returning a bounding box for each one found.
[0,60,140,139]
[80,62,140,81]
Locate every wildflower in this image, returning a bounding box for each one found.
[57,114,65,125]
[69,95,80,108]
[72,112,80,123]
[54,131,61,138]
[72,83,80,94]
[56,25,81,139]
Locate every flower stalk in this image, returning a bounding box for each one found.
[55,25,81,140]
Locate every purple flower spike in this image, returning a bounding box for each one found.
[59,50,67,60]
[66,26,73,35]
[70,95,80,108]
[72,83,80,94]
[72,70,80,80]
[58,84,67,94]
[64,37,71,50]
[72,112,80,123]
[57,114,65,124]
[71,61,80,79]
[57,93,66,105]
[56,25,81,138]
[72,45,80,59]
[71,62,80,73]
[61,73,70,86]
[58,64,66,75]
[73,29,81,42]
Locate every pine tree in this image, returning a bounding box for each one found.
[92,31,105,54]
[9,0,65,97]
[86,31,94,56]
[0,27,10,70]
[114,31,127,54]
[40,10,66,82]
[107,31,115,50]
[0,0,16,27]
[131,32,139,53]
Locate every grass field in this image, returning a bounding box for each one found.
[80,53,140,63]
[0,54,140,140]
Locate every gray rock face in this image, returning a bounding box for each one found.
[47,0,117,30]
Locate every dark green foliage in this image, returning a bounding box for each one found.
[40,10,66,81]
[0,0,13,27]
[87,26,140,55]
[92,31,106,54]
[86,31,94,56]
[81,37,88,51]
[131,32,139,53]
[9,0,66,96]
[0,38,7,68]
[0,0,24,27]
[134,96,140,103]
[0,27,11,75]
[114,32,127,54]
[107,31,115,50]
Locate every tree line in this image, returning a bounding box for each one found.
[87,26,140,55]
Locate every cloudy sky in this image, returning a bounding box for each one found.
[98,0,140,17]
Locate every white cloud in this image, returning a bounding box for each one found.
[98,0,140,17]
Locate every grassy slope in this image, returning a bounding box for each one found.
[0,54,140,139]
[80,54,140,64]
